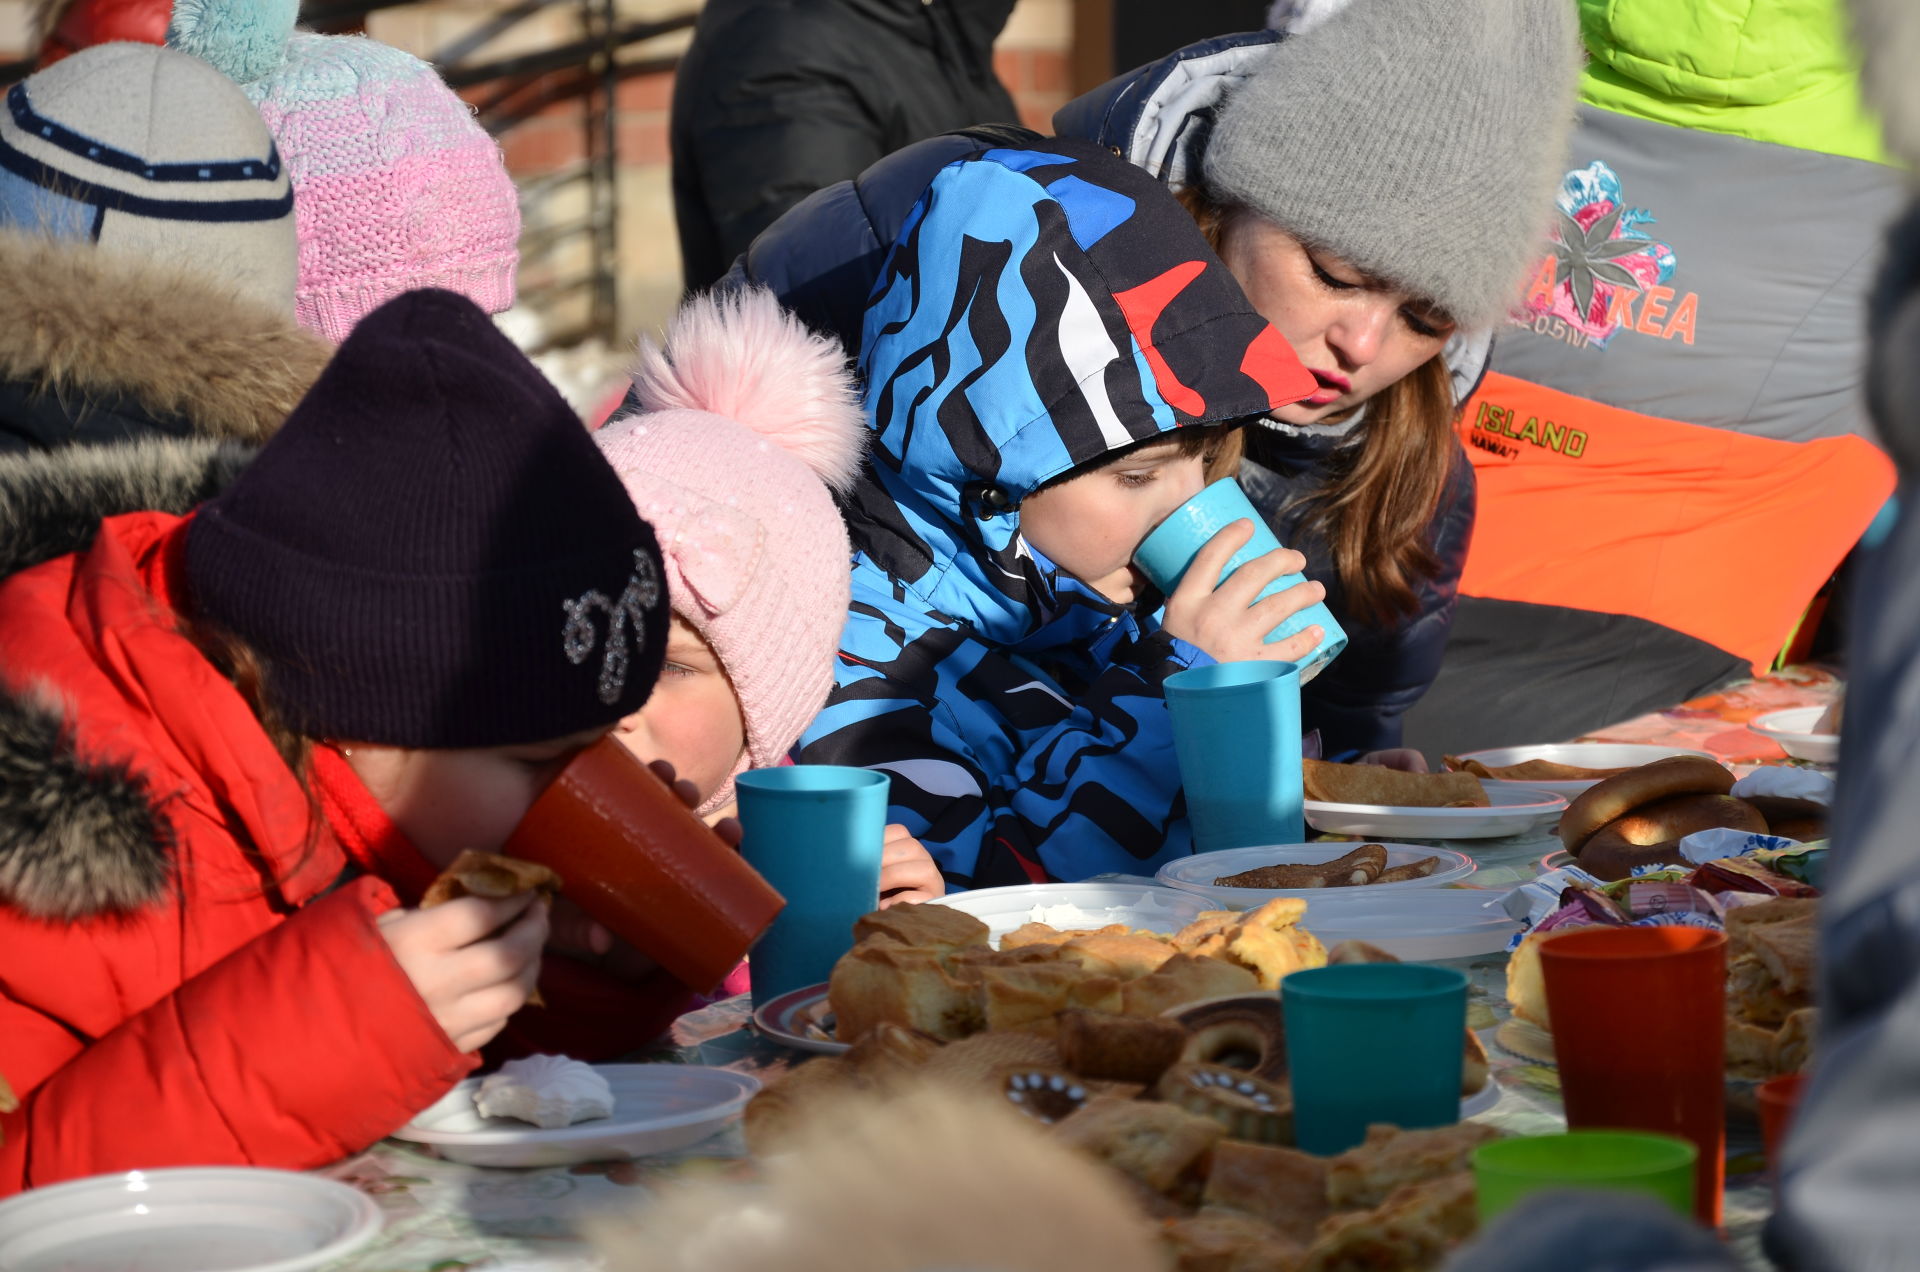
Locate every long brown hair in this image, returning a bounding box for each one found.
[1177,186,1458,625]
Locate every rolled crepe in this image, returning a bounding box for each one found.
[1302,759,1489,807]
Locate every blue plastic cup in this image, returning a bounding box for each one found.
[1133,480,1347,677]
[735,766,890,1008]
[1281,963,1470,1155]
[1165,660,1304,850]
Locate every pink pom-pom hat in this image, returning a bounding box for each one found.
[597,288,867,810]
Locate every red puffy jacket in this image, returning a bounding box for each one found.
[33,0,171,67]
[0,510,689,1194]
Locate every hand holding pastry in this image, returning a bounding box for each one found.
[378,892,549,1053]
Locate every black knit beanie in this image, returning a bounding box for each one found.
[186,288,669,749]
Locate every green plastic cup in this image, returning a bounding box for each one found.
[1472,1131,1698,1223]
[1281,963,1468,1155]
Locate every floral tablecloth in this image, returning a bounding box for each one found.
[320,668,1839,1270]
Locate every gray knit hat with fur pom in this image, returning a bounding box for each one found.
[1203,0,1582,328]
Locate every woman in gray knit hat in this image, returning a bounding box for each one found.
[700,0,1581,758]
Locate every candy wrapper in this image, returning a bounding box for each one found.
[1674,828,1826,897]
[1499,867,1725,951]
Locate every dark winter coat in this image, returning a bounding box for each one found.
[720,32,1484,755]
[670,0,1020,293]
[795,138,1315,888]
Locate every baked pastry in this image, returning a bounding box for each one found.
[852,902,989,954]
[1170,910,1243,953]
[1773,1007,1818,1074]
[1726,896,1820,956]
[1123,954,1262,1018]
[1448,757,1632,782]
[1326,1123,1501,1209]
[1001,921,1099,949]
[827,937,982,1042]
[1052,1094,1227,1194]
[1201,1142,1329,1244]
[421,850,562,1006]
[996,1065,1096,1125]
[1173,994,1289,1084]
[977,961,1125,1037]
[1163,1210,1308,1272]
[1728,955,1807,1027]
[1223,898,1328,990]
[1157,1062,1292,1144]
[1301,1172,1477,1272]
[1377,856,1442,884]
[843,1022,945,1088]
[1057,1009,1188,1084]
[1057,931,1179,980]
[1725,1015,1779,1081]
[1462,1029,1491,1097]
[1326,940,1399,965]
[919,1031,1063,1088]
[742,1054,865,1153]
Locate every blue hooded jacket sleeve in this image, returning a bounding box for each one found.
[795,139,1315,888]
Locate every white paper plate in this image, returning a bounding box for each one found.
[1303,784,1567,839]
[0,1167,381,1272]
[1301,888,1521,960]
[932,882,1217,944]
[753,981,847,1055]
[1156,844,1476,909]
[1449,743,1721,795]
[392,1064,758,1167]
[1750,707,1840,764]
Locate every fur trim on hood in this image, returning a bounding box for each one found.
[0,232,331,446]
[0,435,256,918]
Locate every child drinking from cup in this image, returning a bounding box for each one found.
[797,138,1326,888]
[595,289,945,912]
[0,290,688,1192]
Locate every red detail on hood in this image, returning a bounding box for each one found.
[1240,324,1317,408]
[1111,260,1208,417]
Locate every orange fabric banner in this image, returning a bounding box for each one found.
[1458,372,1894,671]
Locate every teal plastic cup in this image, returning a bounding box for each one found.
[1133,480,1347,677]
[1281,963,1469,1154]
[1164,660,1304,850]
[735,766,890,1008]
[1472,1131,1697,1223]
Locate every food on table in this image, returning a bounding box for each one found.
[1503,886,1819,1081]
[1738,795,1828,843]
[1172,995,1291,1085]
[918,1031,1061,1087]
[1164,1209,1310,1271]
[1055,1094,1227,1195]
[422,848,562,908]
[1551,756,1789,881]
[997,1066,1099,1124]
[1057,1009,1189,1085]
[1303,1171,1478,1272]
[827,899,1327,1048]
[1156,1062,1293,1144]
[421,849,562,1006]
[1326,1122,1502,1209]
[1303,758,1490,808]
[1446,756,1635,782]
[1201,1141,1329,1244]
[1211,842,1441,890]
[472,1054,614,1129]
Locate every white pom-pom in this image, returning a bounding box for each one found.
[627,288,868,495]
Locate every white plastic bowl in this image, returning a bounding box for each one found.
[1750,707,1839,764]
[1449,743,1721,795]
[1156,843,1475,909]
[1301,889,1519,961]
[932,881,1216,944]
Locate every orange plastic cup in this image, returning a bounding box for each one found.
[1758,1072,1806,1170]
[502,736,786,992]
[1537,925,1728,1227]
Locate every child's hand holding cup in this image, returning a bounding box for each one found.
[1137,480,1347,678]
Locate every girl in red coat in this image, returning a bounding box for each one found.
[0,288,683,1194]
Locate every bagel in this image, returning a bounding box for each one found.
[1575,830,1691,881]
[1742,795,1829,842]
[1598,792,1768,848]
[1558,756,1735,853]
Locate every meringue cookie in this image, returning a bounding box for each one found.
[1731,767,1835,806]
[474,1055,615,1129]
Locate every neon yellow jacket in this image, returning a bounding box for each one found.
[1578,0,1893,165]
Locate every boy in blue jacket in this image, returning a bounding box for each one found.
[797,137,1322,889]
